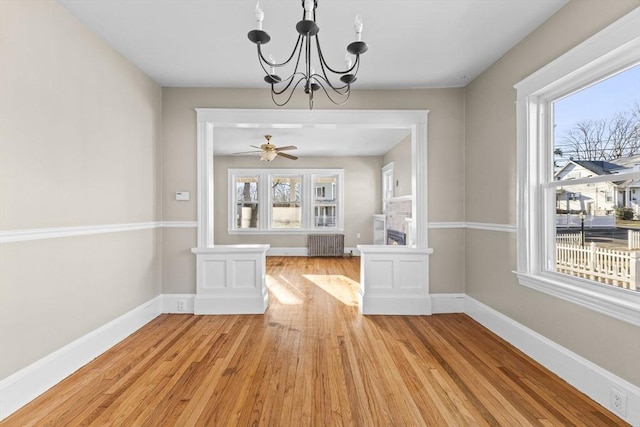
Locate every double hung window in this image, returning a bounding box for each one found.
[234,175,260,229]
[514,9,640,325]
[228,169,344,233]
[271,175,302,229]
[313,175,338,228]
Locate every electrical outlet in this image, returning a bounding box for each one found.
[356,233,361,239]
[178,299,186,312]
[610,387,627,417]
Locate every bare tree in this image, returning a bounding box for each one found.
[557,102,639,161]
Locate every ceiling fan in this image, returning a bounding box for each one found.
[233,135,298,161]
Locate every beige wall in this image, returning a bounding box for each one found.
[3,0,635,402]
[382,134,412,198]
[0,1,162,379]
[214,156,381,247]
[161,87,465,294]
[464,0,640,386]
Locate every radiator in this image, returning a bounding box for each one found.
[307,234,344,257]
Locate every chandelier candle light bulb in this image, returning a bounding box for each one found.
[255,2,264,30]
[345,54,353,70]
[304,0,314,20]
[247,0,368,109]
[268,54,276,75]
[354,14,363,41]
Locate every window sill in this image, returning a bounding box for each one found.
[514,271,640,326]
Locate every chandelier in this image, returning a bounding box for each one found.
[247,0,368,109]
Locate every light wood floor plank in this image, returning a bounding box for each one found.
[1,257,629,426]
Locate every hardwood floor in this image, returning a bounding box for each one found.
[2,256,627,426]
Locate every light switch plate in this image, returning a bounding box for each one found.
[175,191,190,201]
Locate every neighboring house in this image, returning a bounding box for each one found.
[554,156,640,218]
[610,154,640,219]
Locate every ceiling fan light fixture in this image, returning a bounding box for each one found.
[259,150,278,162]
[248,0,368,110]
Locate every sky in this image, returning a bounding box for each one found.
[553,63,640,162]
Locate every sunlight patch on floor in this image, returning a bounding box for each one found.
[303,274,359,306]
[266,274,304,305]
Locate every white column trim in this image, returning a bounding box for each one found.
[413,121,429,248]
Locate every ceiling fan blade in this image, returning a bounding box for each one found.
[233,150,263,154]
[277,152,298,160]
[250,145,264,150]
[274,145,298,151]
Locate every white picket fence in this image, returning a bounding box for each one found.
[556,242,639,290]
[556,213,615,228]
[629,230,640,250]
[556,233,581,244]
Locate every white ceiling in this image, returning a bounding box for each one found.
[56,0,567,156]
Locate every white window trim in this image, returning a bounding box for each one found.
[381,161,394,213]
[228,168,344,234]
[195,109,429,249]
[514,8,640,326]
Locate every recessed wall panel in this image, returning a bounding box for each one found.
[366,259,393,289]
[203,260,226,289]
[232,259,257,288]
[398,260,424,289]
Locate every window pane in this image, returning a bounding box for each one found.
[271,176,301,228]
[551,64,640,292]
[235,176,259,229]
[553,182,639,290]
[314,176,337,228]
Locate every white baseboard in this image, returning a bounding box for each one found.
[267,247,307,256]
[4,292,637,426]
[431,293,465,313]
[194,294,268,315]
[0,296,163,421]
[166,292,458,315]
[162,294,196,314]
[266,247,361,257]
[464,296,640,426]
[359,293,432,315]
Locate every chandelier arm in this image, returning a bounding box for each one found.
[313,73,350,95]
[271,76,307,106]
[314,57,352,93]
[258,35,304,68]
[354,55,361,74]
[314,79,352,106]
[271,72,306,96]
[315,35,357,75]
[275,38,304,87]
[256,44,275,76]
[270,43,306,94]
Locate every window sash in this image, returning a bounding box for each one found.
[233,175,260,229]
[514,8,640,326]
[270,175,302,229]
